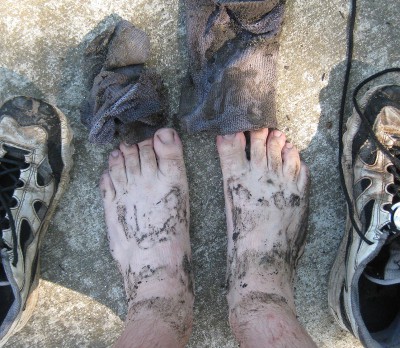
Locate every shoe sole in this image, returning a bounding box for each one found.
[0,97,74,346]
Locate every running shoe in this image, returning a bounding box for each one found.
[0,96,73,346]
[328,85,400,348]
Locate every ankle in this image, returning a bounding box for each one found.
[121,253,194,305]
[229,290,296,318]
[229,295,315,348]
[124,296,194,345]
[227,264,295,310]
[115,300,193,348]
[125,271,194,309]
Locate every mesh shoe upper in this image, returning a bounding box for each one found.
[331,85,400,348]
[0,97,73,346]
[0,115,56,343]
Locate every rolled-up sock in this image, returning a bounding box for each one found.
[81,20,168,145]
[179,0,284,134]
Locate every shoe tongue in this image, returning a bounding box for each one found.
[376,106,400,137]
[365,238,400,285]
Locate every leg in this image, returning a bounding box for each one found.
[100,129,194,348]
[217,129,316,348]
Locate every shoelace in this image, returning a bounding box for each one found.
[339,0,400,245]
[0,154,28,267]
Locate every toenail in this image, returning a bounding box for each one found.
[111,150,120,158]
[157,129,175,145]
[286,142,294,149]
[274,130,282,137]
[222,133,236,139]
[124,141,133,147]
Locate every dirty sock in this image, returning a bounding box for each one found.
[81,20,168,144]
[179,0,284,134]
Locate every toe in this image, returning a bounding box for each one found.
[250,128,268,168]
[138,137,157,176]
[120,142,140,183]
[297,162,311,193]
[108,149,128,193]
[99,169,116,201]
[153,128,186,177]
[266,130,286,173]
[282,143,301,181]
[217,133,247,177]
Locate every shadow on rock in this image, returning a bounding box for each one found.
[0,68,45,103]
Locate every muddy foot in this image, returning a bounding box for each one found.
[100,128,193,347]
[217,129,310,315]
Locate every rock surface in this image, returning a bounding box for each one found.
[0,0,399,347]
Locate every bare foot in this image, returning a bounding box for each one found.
[100,129,193,348]
[217,129,315,347]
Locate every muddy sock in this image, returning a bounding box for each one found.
[81,20,168,145]
[179,0,284,134]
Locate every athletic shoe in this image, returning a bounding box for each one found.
[328,85,400,347]
[0,96,73,346]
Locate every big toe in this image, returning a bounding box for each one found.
[153,128,186,177]
[217,133,247,177]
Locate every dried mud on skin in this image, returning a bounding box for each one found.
[127,296,193,339]
[111,183,193,339]
[224,176,309,295]
[123,253,194,340]
[115,186,188,249]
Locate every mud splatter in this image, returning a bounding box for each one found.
[259,246,290,271]
[291,203,310,266]
[257,197,269,206]
[133,186,189,249]
[224,174,310,297]
[182,254,194,295]
[232,206,242,230]
[133,205,139,232]
[117,205,130,239]
[124,265,137,302]
[124,264,166,303]
[128,296,193,340]
[230,291,292,330]
[232,183,252,200]
[289,194,300,207]
[239,291,288,308]
[272,191,285,209]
